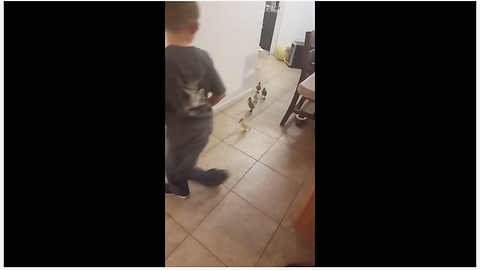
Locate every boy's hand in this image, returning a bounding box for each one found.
[208,92,226,107]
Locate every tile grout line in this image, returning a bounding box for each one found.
[189,227,228,267]
[165,212,191,262]
[257,128,315,183]
[182,159,269,266]
[224,76,314,253]
[225,186,288,267]
[253,216,282,267]
[220,125,277,159]
[230,185,284,226]
[276,184,304,230]
[168,144,309,262]
[166,189,231,266]
[209,130,291,265]
[225,160,257,192]
[188,188,230,234]
[180,182,309,266]
[239,160,299,234]
[257,127,282,161]
[221,103,298,267]
[223,107,303,218]
[257,160,305,187]
[258,158,305,186]
[165,233,189,262]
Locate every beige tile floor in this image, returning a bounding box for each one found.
[165,49,315,267]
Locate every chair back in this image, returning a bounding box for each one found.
[298,30,315,86]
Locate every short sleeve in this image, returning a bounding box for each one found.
[205,53,226,96]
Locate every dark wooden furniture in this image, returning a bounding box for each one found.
[280,30,315,126]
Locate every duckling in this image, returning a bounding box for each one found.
[253,93,259,104]
[256,82,262,94]
[239,118,250,132]
[262,87,267,99]
[247,97,255,113]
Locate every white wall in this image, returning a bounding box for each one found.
[272,1,315,53]
[194,1,265,110]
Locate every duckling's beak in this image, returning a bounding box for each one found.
[238,119,242,123]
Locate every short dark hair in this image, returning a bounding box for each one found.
[165,1,199,32]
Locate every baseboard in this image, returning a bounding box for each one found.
[212,88,252,114]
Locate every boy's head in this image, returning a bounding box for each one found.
[165,1,199,36]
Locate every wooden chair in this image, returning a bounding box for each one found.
[280,30,315,126]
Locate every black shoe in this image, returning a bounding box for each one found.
[165,183,189,199]
[202,169,230,187]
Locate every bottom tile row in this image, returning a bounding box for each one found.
[166,192,315,267]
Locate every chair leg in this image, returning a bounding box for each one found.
[280,91,300,126]
[295,96,307,110]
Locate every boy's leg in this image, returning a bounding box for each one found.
[185,126,229,186]
[165,146,191,197]
[165,128,210,197]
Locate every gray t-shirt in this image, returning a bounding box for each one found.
[165,45,225,132]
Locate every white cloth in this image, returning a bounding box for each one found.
[297,73,315,101]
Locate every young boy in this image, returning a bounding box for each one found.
[165,1,229,199]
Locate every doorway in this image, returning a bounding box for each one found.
[259,1,280,52]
